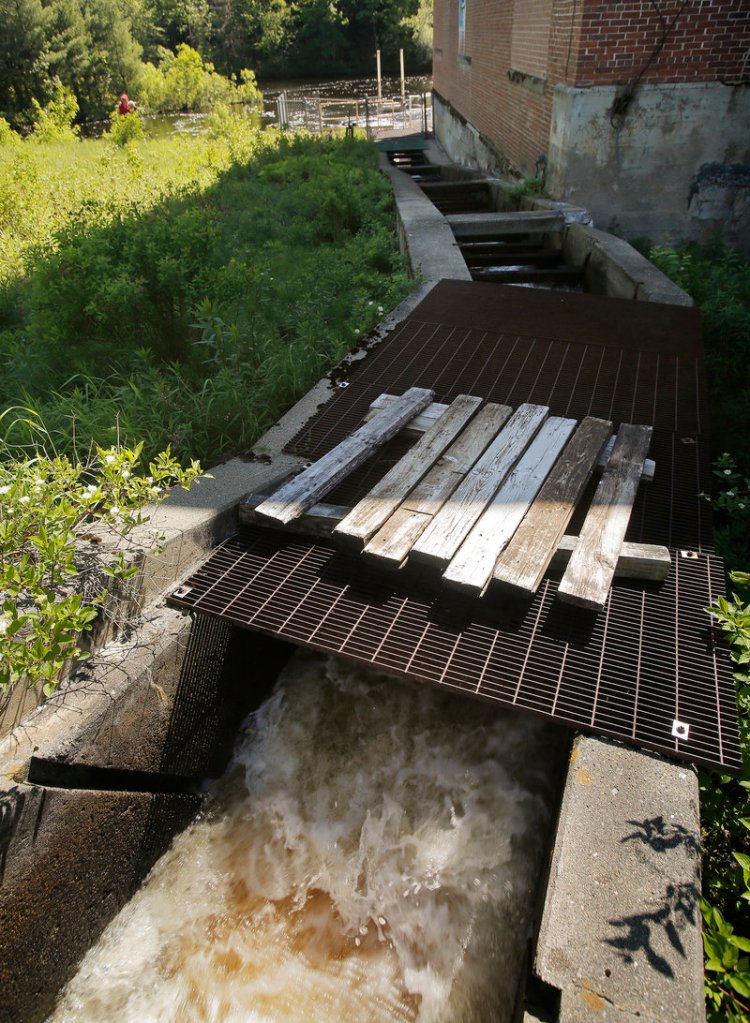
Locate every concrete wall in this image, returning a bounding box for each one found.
[547,81,750,252]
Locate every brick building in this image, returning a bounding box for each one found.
[432,1,750,249]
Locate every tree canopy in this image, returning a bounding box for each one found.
[0,0,433,126]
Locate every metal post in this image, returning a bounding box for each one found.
[422,93,427,136]
[376,49,382,100]
[400,49,405,101]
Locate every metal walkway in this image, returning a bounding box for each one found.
[170,281,741,772]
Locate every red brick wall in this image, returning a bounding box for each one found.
[433,0,750,175]
[576,1,750,86]
[433,0,586,173]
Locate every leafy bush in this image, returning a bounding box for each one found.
[649,242,750,1020]
[0,414,202,700]
[107,108,145,146]
[703,569,750,1021]
[30,81,81,144]
[137,44,261,113]
[649,243,750,469]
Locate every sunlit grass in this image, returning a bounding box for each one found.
[0,125,412,466]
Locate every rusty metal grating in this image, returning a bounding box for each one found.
[170,281,740,771]
[286,283,710,552]
[170,528,741,772]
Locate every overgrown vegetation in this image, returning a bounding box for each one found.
[649,241,750,1021]
[0,418,202,701]
[0,124,411,466]
[0,117,410,709]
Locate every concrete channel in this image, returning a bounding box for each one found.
[0,136,705,1023]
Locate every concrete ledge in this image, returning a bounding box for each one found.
[447,210,566,237]
[379,152,472,281]
[562,224,693,305]
[0,605,294,1022]
[534,735,704,1023]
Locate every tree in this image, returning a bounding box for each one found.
[339,0,419,73]
[292,0,348,76]
[0,0,50,123]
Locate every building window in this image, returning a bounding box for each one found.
[458,0,467,54]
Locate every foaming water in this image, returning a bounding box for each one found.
[51,653,565,1023]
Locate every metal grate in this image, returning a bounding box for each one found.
[286,283,710,552]
[170,528,741,772]
[170,281,741,772]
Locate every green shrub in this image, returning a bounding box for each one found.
[653,242,750,1022]
[0,118,20,147]
[649,242,750,469]
[107,108,145,146]
[137,44,262,113]
[30,81,81,144]
[0,130,411,466]
[0,414,202,698]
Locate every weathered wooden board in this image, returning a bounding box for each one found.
[409,403,550,567]
[365,395,655,479]
[253,387,433,526]
[492,417,613,594]
[333,394,483,550]
[558,424,654,610]
[442,416,577,594]
[364,395,448,438]
[550,536,671,581]
[239,494,670,581]
[361,403,513,567]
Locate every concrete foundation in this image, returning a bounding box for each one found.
[435,82,750,254]
[548,82,750,254]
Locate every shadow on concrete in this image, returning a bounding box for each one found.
[604,814,700,978]
[604,879,699,978]
[621,814,701,858]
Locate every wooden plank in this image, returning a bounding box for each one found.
[557,424,654,610]
[240,496,344,537]
[239,494,671,581]
[598,435,655,482]
[492,417,613,594]
[364,395,449,438]
[409,403,550,567]
[550,536,671,582]
[361,403,513,568]
[442,416,578,594]
[333,394,484,550]
[253,387,434,526]
[366,395,655,480]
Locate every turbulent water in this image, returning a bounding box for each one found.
[51,653,565,1023]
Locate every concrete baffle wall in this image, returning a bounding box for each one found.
[548,82,750,253]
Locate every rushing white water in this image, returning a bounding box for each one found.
[51,652,565,1023]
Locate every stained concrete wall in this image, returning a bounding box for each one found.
[547,82,750,253]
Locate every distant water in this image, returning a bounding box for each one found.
[139,75,432,137]
[50,652,564,1023]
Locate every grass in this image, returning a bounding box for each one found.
[0,122,412,466]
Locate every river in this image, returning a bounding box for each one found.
[141,75,432,138]
[50,651,566,1023]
